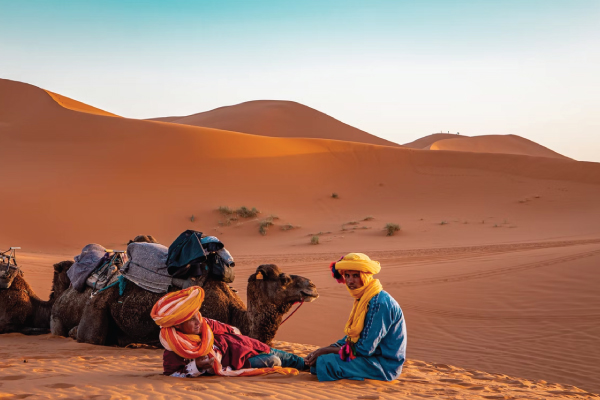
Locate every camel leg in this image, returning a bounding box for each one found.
[50,315,69,337]
[76,293,112,345]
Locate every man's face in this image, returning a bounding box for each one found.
[177,311,202,335]
[344,271,363,290]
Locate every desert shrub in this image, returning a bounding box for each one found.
[363,216,374,221]
[346,221,359,225]
[385,223,401,236]
[236,206,259,218]
[440,220,448,225]
[258,215,278,235]
[310,235,320,245]
[190,215,195,222]
[331,193,339,199]
[281,224,298,231]
[218,206,234,215]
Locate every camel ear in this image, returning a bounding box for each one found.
[255,271,264,280]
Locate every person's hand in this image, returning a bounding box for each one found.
[195,356,213,370]
[305,346,338,366]
[232,326,241,335]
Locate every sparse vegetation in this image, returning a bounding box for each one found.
[280,223,298,231]
[363,216,374,221]
[385,223,401,236]
[237,206,260,218]
[440,221,448,225]
[190,215,195,222]
[331,193,339,199]
[258,215,279,235]
[218,206,234,215]
[310,235,320,245]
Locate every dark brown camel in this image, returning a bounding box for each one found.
[0,261,73,334]
[52,264,318,346]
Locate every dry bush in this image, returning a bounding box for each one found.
[385,223,401,236]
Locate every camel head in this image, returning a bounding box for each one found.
[0,264,22,289]
[247,264,319,311]
[49,261,74,301]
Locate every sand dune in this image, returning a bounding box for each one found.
[2,78,600,395]
[430,134,570,159]
[45,90,120,117]
[403,133,465,149]
[147,99,400,146]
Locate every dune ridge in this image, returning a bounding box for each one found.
[403,133,465,149]
[45,90,120,117]
[147,100,400,147]
[430,134,570,159]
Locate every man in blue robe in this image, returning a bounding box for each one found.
[304,253,407,381]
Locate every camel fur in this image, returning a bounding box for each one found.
[52,264,318,346]
[0,261,73,334]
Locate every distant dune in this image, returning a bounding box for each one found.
[148,100,400,147]
[2,78,600,393]
[430,134,570,159]
[403,133,465,149]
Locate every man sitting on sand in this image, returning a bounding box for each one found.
[304,253,407,381]
[151,286,306,377]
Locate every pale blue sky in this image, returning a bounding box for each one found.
[1,1,599,161]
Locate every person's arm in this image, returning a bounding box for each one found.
[304,346,340,366]
[204,318,240,335]
[353,297,397,357]
[164,351,204,378]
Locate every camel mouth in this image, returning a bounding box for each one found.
[300,290,319,303]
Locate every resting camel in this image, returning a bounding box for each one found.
[52,263,318,347]
[0,261,73,334]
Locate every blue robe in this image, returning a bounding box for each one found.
[312,290,407,381]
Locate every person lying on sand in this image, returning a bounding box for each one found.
[304,253,407,381]
[151,286,307,377]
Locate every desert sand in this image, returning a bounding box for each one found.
[2,78,600,397]
[147,100,399,147]
[430,134,570,159]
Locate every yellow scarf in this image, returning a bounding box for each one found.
[343,272,383,343]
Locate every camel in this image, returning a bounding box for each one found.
[52,263,318,346]
[0,261,73,334]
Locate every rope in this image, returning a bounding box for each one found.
[94,275,127,296]
[280,300,304,325]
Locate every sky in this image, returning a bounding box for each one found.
[1,0,599,161]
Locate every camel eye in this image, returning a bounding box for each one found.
[280,274,292,285]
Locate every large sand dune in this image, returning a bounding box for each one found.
[2,78,600,395]
[430,134,570,159]
[148,99,400,146]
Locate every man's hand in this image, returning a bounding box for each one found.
[304,346,339,366]
[195,356,213,370]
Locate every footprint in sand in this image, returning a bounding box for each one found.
[185,385,208,392]
[0,375,26,381]
[45,383,76,389]
[234,393,273,398]
[32,368,54,373]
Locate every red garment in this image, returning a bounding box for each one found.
[162,318,270,375]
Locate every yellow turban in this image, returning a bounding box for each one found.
[335,253,381,275]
